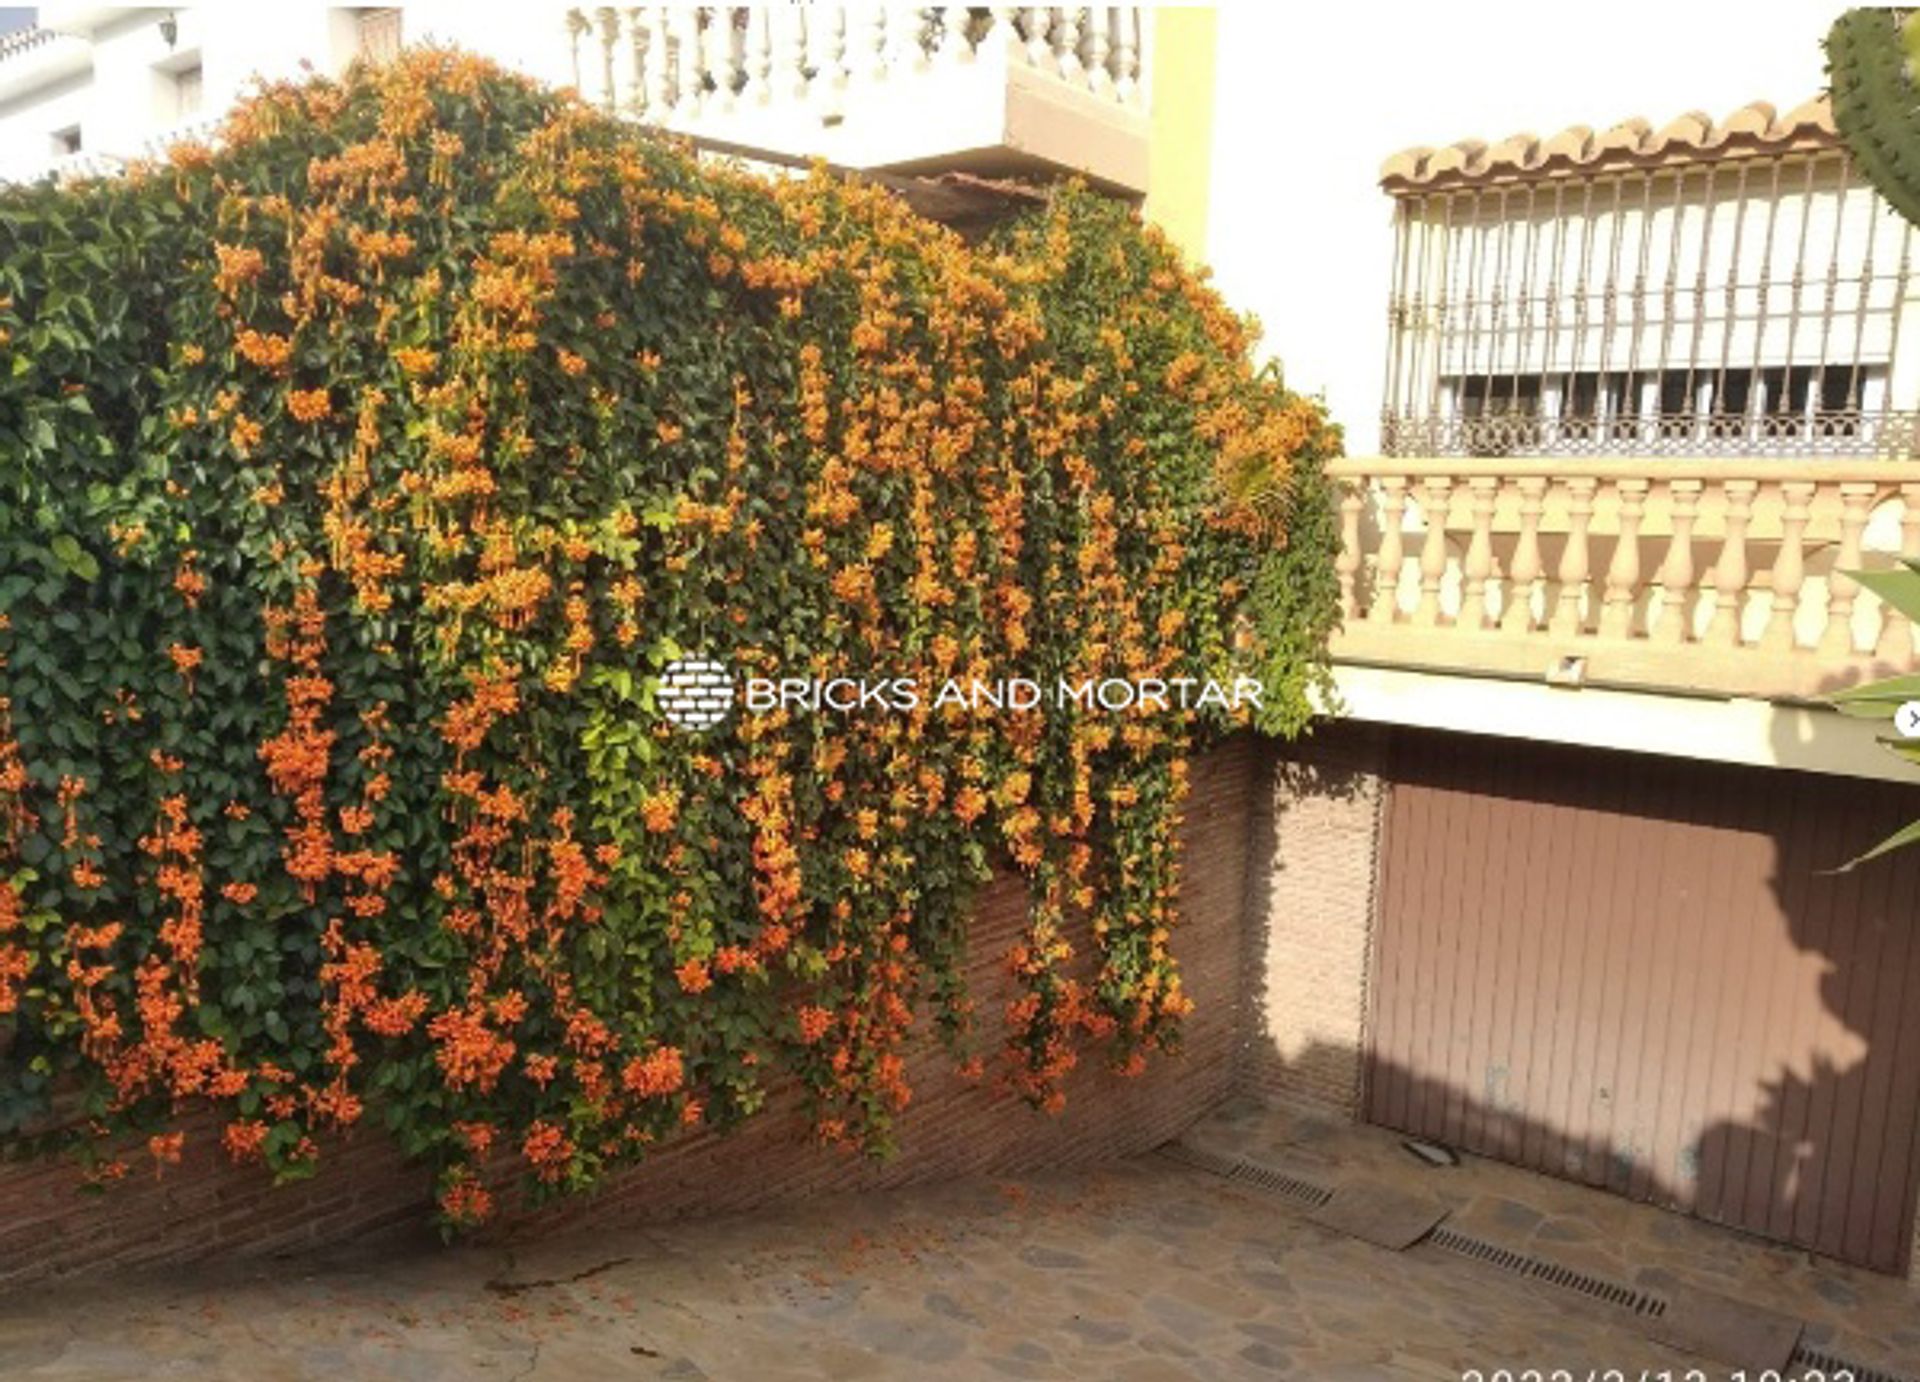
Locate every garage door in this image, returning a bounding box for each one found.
[1367,730,1920,1273]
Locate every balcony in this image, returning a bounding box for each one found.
[1,113,225,187]
[0,25,89,105]
[565,7,1149,194]
[1329,456,1920,705]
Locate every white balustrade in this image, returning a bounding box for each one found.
[1651,480,1700,645]
[1370,478,1409,624]
[1761,481,1814,653]
[1501,478,1546,634]
[1460,478,1497,632]
[1822,484,1875,657]
[1414,476,1453,628]
[1598,479,1647,640]
[568,6,1149,140]
[1707,480,1755,648]
[1878,482,1920,664]
[1336,489,1363,621]
[1550,478,1597,639]
[1328,458,1920,700]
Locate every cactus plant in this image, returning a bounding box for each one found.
[1826,8,1920,228]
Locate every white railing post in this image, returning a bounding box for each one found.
[1054,8,1085,84]
[1460,477,1498,631]
[1113,8,1140,104]
[1020,7,1052,70]
[866,6,892,83]
[1414,476,1455,627]
[1502,476,1547,633]
[1707,480,1757,647]
[1760,481,1814,654]
[566,8,589,97]
[692,8,720,114]
[1884,483,1920,668]
[1599,479,1648,640]
[1371,478,1409,624]
[645,9,676,116]
[1336,487,1364,621]
[1821,482,1874,658]
[1651,480,1701,645]
[744,8,772,106]
[1085,6,1114,95]
[590,7,619,111]
[1550,478,1598,638]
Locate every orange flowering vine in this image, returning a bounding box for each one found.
[0,49,1337,1230]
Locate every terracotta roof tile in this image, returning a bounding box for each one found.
[1381,97,1840,193]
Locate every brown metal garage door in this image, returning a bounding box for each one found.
[1367,729,1920,1273]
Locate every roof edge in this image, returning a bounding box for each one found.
[1380,96,1841,194]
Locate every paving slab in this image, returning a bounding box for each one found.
[1305,1182,1448,1250]
[1,1098,1914,1380]
[1647,1285,1804,1373]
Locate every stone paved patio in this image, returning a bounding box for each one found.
[3,1099,1916,1380]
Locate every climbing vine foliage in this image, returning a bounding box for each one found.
[0,52,1338,1226]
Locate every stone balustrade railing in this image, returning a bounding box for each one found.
[1328,457,1920,701]
[0,25,65,63]
[564,6,1149,187]
[570,7,1146,123]
[2,114,227,187]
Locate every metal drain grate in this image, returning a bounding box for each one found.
[1425,1227,1668,1319]
[1157,1144,1335,1208]
[1157,1145,1917,1379]
[1790,1341,1920,1382]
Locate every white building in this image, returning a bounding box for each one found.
[0,6,1146,191]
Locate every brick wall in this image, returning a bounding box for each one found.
[0,736,1261,1289]
[1237,722,1385,1116]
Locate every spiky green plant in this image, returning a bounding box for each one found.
[1826,8,1920,228]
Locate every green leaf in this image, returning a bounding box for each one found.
[1846,564,1920,623]
[1831,672,1920,717]
[1834,814,1920,872]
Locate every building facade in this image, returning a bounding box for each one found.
[1198,4,1920,1278]
[0,6,1150,193]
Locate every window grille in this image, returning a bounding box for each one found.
[1380,152,1920,457]
[356,8,403,66]
[172,63,203,121]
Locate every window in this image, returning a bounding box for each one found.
[170,63,203,122]
[357,8,403,65]
[1380,142,1916,457]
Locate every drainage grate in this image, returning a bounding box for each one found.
[1157,1144,1335,1209]
[1425,1227,1668,1319]
[1789,1341,1920,1382]
[1158,1145,1917,1380]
